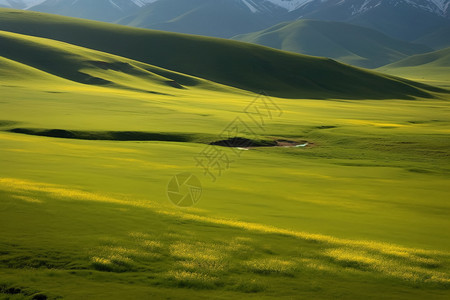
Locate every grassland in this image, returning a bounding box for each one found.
[0,8,450,300]
[379,47,450,89]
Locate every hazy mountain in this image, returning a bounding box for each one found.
[266,0,449,17]
[233,19,432,68]
[415,25,450,49]
[0,0,43,8]
[28,0,141,22]
[285,0,450,41]
[13,0,450,41]
[117,0,286,38]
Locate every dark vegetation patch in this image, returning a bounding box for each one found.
[316,125,337,129]
[209,137,276,148]
[77,72,112,85]
[0,120,18,127]
[8,128,195,142]
[8,128,305,148]
[209,137,310,148]
[87,61,133,71]
[166,80,185,89]
[0,283,53,300]
[408,168,433,174]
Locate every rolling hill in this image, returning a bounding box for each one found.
[0,8,445,100]
[0,29,227,95]
[414,25,450,49]
[378,47,450,87]
[233,19,432,68]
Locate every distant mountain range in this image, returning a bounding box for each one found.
[233,19,433,68]
[0,0,43,9]
[116,0,286,38]
[284,0,450,41]
[0,1,447,42]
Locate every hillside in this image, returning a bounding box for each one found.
[415,25,450,49]
[378,47,450,87]
[0,8,445,99]
[286,0,450,41]
[0,29,232,95]
[233,19,432,68]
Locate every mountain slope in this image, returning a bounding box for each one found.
[0,8,445,99]
[287,0,450,41]
[268,0,449,17]
[29,0,140,22]
[0,29,229,95]
[378,47,450,87]
[117,0,285,38]
[0,0,43,8]
[415,25,450,49]
[18,0,450,41]
[233,19,432,68]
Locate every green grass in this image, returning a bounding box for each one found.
[1,81,450,298]
[378,47,450,89]
[232,19,431,69]
[0,9,449,300]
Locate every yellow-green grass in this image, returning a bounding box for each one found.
[1,72,450,298]
[378,47,450,89]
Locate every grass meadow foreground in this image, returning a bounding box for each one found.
[0,8,449,299]
[0,77,449,299]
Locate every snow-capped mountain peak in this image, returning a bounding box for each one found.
[265,0,313,11]
[0,0,45,9]
[265,0,449,16]
[131,0,158,7]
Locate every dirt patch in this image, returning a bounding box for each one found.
[210,137,273,148]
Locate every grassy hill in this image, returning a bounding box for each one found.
[414,25,450,50]
[233,19,431,69]
[0,8,445,100]
[0,29,237,95]
[378,47,450,88]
